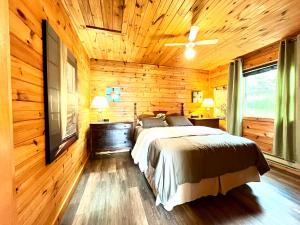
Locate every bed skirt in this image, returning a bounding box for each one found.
[144,165,260,211]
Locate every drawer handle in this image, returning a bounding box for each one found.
[124,132,127,135]
[124,141,127,143]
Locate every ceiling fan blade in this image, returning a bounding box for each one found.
[194,39,219,45]
[164,43,187,47]
[188,26,200,42]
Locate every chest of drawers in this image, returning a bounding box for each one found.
[90,122,133,157]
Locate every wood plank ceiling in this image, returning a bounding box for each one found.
[78,0,124,32]
[61,0,300,69]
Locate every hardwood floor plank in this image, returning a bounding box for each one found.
[61,153,300,225]
[129,187,149,225]
[60,169,90,225]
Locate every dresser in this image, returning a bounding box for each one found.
[90,122,133,158]
[188,118,220,128]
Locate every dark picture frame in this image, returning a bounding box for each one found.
[42,20,78,164]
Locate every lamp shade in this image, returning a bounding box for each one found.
[90,96,109,111]
[202,98,214,108]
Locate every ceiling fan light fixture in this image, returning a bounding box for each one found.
[184,47,196,59]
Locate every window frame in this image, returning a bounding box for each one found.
[243,62,278,119]
[243,62,277,77]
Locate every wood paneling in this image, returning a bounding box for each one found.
[243,117,274,153]
[9,0,90,224]
[209,64,229,91]
[78,0,124,32]
[61,0,300,69]
[90,59,209,122]
[208,64,228,130]
[243,42,279,70]
[0,1,16,224]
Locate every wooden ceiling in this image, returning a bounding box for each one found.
[61,0,300,69]
[78,0,124,32]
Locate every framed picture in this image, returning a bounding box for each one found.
[214,86,227,118]
[192,91,203,103]
[42,20,78,164]
[106,87,121,102]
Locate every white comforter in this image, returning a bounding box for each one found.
[131,126,225,172]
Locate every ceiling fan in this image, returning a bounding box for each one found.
[164,26,218,59]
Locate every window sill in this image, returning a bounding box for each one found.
[243,117,274,122]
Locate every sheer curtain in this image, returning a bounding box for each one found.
[226,58,243,136]
[273,35,300,162]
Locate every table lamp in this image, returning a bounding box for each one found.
[90,96,109,122]
[202,98,214,118]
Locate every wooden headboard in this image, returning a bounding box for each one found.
[133,102,184,126]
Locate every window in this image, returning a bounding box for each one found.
[244,63,277,118]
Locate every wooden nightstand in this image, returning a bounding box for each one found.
[90,122,133,158]
[189,118,220,128]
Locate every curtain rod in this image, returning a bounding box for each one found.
[281,37,297,45]
[283,33,299,41]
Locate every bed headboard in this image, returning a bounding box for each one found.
[134,102,137,126]
[133,102,184,125]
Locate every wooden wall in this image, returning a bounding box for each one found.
[0,1,16,224]
[243,42,279,70]
[208,42,279,153]
[208,64,229,95]
[208,64,229,130]
[9,0,90,224]
[90,59,209,122]
[243,118,274,153]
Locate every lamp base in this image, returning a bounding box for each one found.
[97,119,109,122]
[97,111,109,122]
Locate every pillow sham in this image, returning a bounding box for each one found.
[141,117,166,128]
[166,116,193,126]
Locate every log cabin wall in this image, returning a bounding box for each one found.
[9,0,90,224]
[90,59,209,122]
[0,1,16,224]
[208,42,279,153]
[208,64,229,130]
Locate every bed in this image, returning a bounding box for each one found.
[131,103,270,211]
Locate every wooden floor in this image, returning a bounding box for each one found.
[61,153,300,225]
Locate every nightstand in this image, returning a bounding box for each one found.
[90,122,133,158]
[189,118,219,128]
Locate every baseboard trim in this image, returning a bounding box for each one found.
[266,159,300,178]
[264,154,300,169]
[51,153,89,225]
